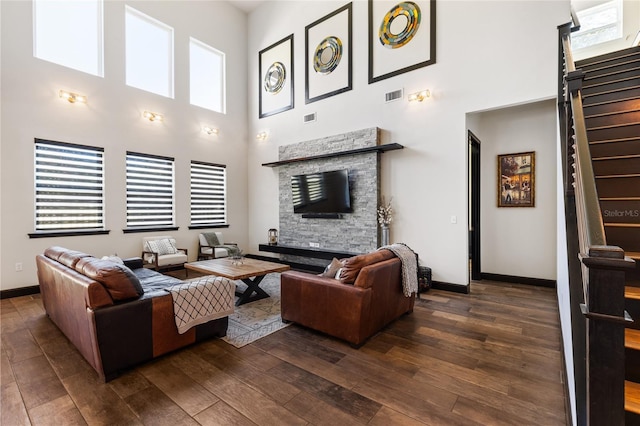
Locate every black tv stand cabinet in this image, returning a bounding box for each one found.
[258,244,360,261]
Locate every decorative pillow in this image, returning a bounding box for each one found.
[75,257,144,301]
[146,238,177,255]
[338,249,395,284]
[321,258,343,278]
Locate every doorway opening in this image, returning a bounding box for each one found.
[469,131,481,281]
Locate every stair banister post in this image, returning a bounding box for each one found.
[566,70,585,97]
[580,245,635,426]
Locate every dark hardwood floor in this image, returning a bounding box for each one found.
[1,280,567,425]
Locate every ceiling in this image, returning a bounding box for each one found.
[227,0,264,13]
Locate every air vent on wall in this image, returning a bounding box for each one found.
[303,113,317,123]
[385,89,403,103]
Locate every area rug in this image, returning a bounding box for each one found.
[222,273,290,348]
[165,270,290,348]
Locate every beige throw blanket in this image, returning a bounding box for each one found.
[166,276,235,334]
[379,243,419,297]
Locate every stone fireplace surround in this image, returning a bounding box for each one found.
[276,127,381,268]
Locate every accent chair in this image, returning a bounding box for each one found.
[141,235,188,271]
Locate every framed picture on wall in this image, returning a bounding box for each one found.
[259,34,294,118]
[305,3,352,104]
[497,151,535,207]
[368,0,436,84]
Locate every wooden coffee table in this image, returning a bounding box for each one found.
[184,257,290,306]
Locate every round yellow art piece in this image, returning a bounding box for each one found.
[313,36,343,75]
[379,1,421,49]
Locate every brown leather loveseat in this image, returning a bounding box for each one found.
[280,249,415,347]
[36,246,228,381]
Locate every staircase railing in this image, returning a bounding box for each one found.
[558,21,634,426]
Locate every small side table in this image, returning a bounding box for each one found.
[417,266,432,298]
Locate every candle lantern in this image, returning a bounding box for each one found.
[268,228,278,245]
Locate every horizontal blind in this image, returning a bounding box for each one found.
[190,161,226,226]
[35,139,105,231]
[126,152,174,228]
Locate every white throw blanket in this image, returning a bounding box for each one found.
[166,276,235,334]
[379,243,419,297]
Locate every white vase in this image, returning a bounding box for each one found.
[381,225,390,247]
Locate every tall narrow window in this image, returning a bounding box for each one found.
[126,152,175,229]
[125,6,174,98]
[33,0,104,77]
[34,139,105,233]
[190,161,227,227]
[190,38,226,113]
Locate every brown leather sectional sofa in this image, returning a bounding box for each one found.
[280,249,415,347]
[36,246,228,381]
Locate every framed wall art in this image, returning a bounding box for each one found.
[305,3,352,104]
[368,0,436,84]
[259,34,294,118]
[497,151,535,207]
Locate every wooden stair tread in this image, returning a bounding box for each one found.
[587,121,640,131]
[578,49,640,69]
[577,45,640,61]
[628,251,640,260]
[583,75,640,90]
[590,136,640,145]
[627,329,640,351]
[585,108,640,119]
[626,286,640,300]
[583,95,640,108]
[592,154,640,161]
[596,173,640,179]
[584,66,640,82]
[583,85,640,99]
[578,55,640,72]
[627,380,640,414]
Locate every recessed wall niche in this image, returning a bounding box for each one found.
[277,127,381,266]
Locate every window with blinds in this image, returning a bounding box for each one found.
[126,152,175,229]
[34,139,105,232]
[190,161,227,226]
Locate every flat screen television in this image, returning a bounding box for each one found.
[291,169,352,215]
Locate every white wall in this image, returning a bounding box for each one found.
[246,0,571,287]
[0,0,249,290]
[473,100,558,280]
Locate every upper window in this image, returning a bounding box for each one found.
[572,0,623,50]
[126,152,175,229]
[190,161,227,227]
[34,139,105,233]
[190,38,226,113]
[125,6,174,98]
[33,0,104,77]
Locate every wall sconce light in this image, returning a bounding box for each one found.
[203,126,219,135]
[408,89,431,102]
[59,90,87,104]
[143,110,163,122]
[256,131,269,141]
